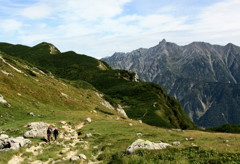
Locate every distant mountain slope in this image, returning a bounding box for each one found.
[0,42,196,129]
[102,39,240,128]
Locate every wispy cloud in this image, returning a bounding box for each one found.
[0,0,239,58]
[0,19,23,34]
[20,3,52,19]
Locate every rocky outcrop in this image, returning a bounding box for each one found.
[24,122,49,139]
[116,105,128,119]
[126,139,171,154]
[0,136,31,150]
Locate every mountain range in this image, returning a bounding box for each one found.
[0,42,195,129]
[102,39,240,128]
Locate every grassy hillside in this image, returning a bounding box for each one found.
[0,42,196,129]
[0,51,118,131]
[0,46,240,163]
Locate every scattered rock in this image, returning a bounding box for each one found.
[136,133,143,137]
[172,141,181,146]
[90,110,97,113]
[126,139,171,154]
[70,156,79,161]
[28,112,36,117]
[79,154,87,160]
[185,137,194,141]
[24,122,49,139]
[61,92,69,98]
[224,140,229,143]
[114,117,120,120]
[5,103,11,108]
[85,117,92,123]
[138,120,143,124]
[59,121,66,124]
[0,94,7,104]
[128,123,133,126]
[86,133,92,138]
[191,143,198,147]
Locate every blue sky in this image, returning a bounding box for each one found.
[0,0,240,58]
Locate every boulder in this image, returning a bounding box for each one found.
[0,137,31,150]
[70,156,79,161]
[85,133,92,138]
[28,112,36,117]
[0,94,7,104]
[191,143,198,147]
[172,141,181,146]
[136,133,143,137]
[185,137,194,141]
[128,123,133,126]
[85,118,92,123]
[0,134,9,140]
[126,139,171,154]
[24,122,49,139]
[138,120,143,124]
[79,154,87,160]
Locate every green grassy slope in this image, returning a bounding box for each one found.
[0,51,118,132]
[0,42,196,129]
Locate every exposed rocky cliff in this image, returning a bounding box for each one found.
[102,39,240,128]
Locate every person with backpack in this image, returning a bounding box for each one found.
[47,127,53,142]
[53,128,59,141]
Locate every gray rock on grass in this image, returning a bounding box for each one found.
[0,137,31,150]
[172,141,181,146]
[24,122,49,139]
[126,139,171,154]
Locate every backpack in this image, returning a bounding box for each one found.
[54,129,59,135]
[47,128,52,135]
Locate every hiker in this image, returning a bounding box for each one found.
[47,127,53,142]
[53,128,59,141]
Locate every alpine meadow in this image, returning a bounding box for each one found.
[1,0,240,163]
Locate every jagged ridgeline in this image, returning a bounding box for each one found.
[102,39,240,128]
[0,42,196,129]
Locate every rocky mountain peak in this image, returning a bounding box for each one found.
[158,39,167,46]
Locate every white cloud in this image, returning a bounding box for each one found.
[2,0,240,58]
[40,0,132,21]
[195,0,240,32]
[0,19,23,34]
[20,4,52,19]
